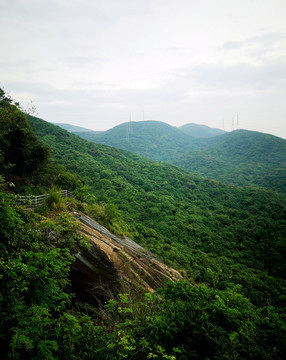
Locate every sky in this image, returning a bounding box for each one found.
[1,0,286,137]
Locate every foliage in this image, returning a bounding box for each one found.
[74,120,203,162]
[146,281,286,359]
[44,187,67,212]
[1,91,286,359]
[28,116,286,282]
[174,129,286,193]
[66,119,286,193]
[0,90,50,186]
[179,122,226,138]
[1,189,285,359]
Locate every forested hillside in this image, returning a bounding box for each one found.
[67,119,286,193]
[54,123,100,133]
[74,120,204,161]
[28,115,286,296]
[174,129,286,193]
[1,91,286,360]
[179,123,226,137]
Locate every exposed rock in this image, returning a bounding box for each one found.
[70,211,182,303]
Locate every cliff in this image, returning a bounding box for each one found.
[70,211,182,304]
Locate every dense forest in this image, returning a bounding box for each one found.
[73,120,204,162]
[69,120,286,193]
[179,123,226,138]
[1,89,286,359]
[174,130,286,194]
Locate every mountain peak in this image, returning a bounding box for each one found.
[179,123,226,138]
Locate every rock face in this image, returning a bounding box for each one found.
[70,211,182,304]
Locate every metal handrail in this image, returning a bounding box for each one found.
[14,190,73,209]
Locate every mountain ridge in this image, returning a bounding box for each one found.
[74,120,207,162]
[55,119,286,193]
[2,89,286,360]
[54,122,102,133]
[174,129,286,192]
[179,122,226,137]
[27,115,286,281]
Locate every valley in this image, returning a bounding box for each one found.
[1,90,286,359]
[57,120,286,193]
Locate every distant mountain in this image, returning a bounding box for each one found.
[76,120,205,162]
[179,123,226,138]
[27,115,286,276]
[53,120,286,193]
[2,90,286,360]
[24,115,286,358]
[174,129,286,193]
[54,123,101,133]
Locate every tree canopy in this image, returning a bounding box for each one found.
[0,90,285,359]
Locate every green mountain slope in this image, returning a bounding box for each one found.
[2,90,286,359]
[1,94,286,359]
[174,129,286,193]
[53,123,100,133]
[71,120,285,193]
[28,115,286,303]
[75,120,205,161]
[179,123,226,137]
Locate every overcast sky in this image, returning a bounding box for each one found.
[1,0,286,137]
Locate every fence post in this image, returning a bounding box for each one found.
[13,190,72,209]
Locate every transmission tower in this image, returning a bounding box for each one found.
[126,113,132,142]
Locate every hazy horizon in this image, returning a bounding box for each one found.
[1,0,285,138]
[49,119,286,140]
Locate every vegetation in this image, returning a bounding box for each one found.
[0,89,50,187]
[54,123,98,133]
[1,90,286,359]
[67,119,286,193]
[179,122,226,137]
[73,120,204,162]
[174,130,286,193]
[28,115,286,281]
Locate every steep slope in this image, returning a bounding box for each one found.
[179,123,226,138]
[174,129,286,193]
[0,99,50,186]
[2,91,286,360]
[61,120,285,194]
[28,115,286,306]
[73,211,181,296]
[75,120,204,161]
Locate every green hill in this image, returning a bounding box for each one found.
[53,123,100,133]
[75,120,205,161]
[174,129,286,193]
[74,121,285,193]
[1,90,286,360]
[179,123,226,138]
[28,115,286,284]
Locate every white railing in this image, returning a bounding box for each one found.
[14,190,73,209]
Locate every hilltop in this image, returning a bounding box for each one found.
[61,119,286,193]
[179,122,226,138]
[1,90,286,360]
[74,120,204,161]
[28,115,286,284]
[174,129,286,193]
[54,123,99,133]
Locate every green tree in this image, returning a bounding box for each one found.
[0,88,50,186]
